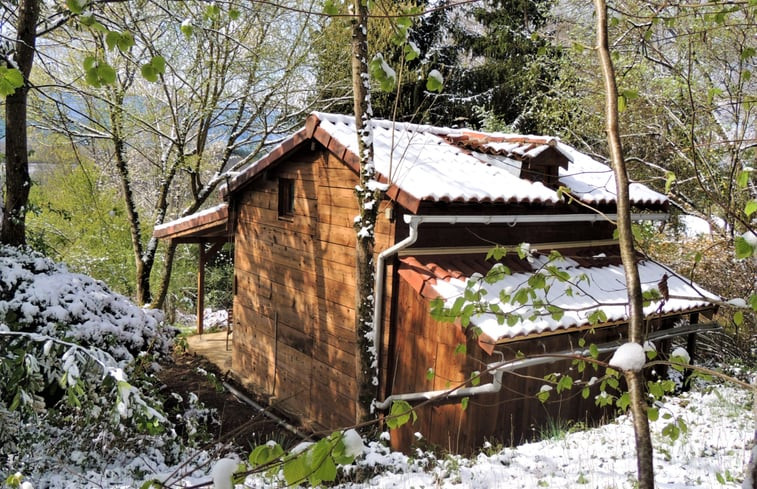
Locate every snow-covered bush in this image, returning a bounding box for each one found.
[0,245,181,479]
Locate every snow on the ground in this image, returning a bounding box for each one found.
[204,308,230,329]
[325,385,752,489]
[13,384,753,488]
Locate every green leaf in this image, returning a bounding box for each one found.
[741,46,756,61]
[589,343,599,359]
[735,236,756,259]
[549,306,564,321]
[749,294,757,311]
[537,387,551,403]
[140,56,165,83]
[141,65,157,83]
[426,368,435,381]
[662,421,681,441]
[83,56,97,71]
[82,58,116,88]
[454,343,467,355]
[181,20,194,38]
[229,8,241,20]
[664,171,676,193]
[514,288,529,305]
[647,407,659,421]
[707,86,724,104]
[648,381,664,399]
[528,273,546,289]
[386,400,416,429]
[97,63,116,85]
[66,0,84,14]
[487,245,507,261]
[734,310,744,326]
[283,456,309,486]
[0,67,24,96]
[737,170,751,188]
[105,31,120,51]
[461,396,469,410]
[249,442,284,467]
[370,54,396,92]
[426,69,443,93]
[745,200,757,217]
[331,432,357,465]
[617,94,627,113]
[150,55,165,73]
[557,375,573,393]
[581,386,590,399]
[616,392,630,410]
[588,309,607,325]
[404,43,419,61]
[204,3,221,19]
[470,371,481,387]
[307,439,337,485]
[323,0,341,15]
[117,32,135,52]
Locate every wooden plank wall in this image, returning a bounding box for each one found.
[231,148,395,431]
[387,275,683,454]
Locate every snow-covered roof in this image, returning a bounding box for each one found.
[224,113,667,212]
[398,246,718,346]
[153,203,230,242]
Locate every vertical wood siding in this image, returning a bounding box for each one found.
[231,148,395,430]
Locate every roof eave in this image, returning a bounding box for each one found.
[153,204,230,242]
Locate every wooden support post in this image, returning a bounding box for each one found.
[197,241,206,335]
[682,312,699,392]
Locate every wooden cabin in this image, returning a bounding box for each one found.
[155,112,719,454]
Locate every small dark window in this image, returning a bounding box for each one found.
[278,178,295,218]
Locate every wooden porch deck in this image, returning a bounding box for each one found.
[186,331,232,372]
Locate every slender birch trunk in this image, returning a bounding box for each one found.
[351,0,379,423]
[593,0,655,486]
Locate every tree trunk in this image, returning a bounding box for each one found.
[109,87,152,305]
[351,0,379,424]
[2,0,40,246]
[153,239,178,310]
[593,0,655,487]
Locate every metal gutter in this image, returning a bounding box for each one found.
[399,213,668,225]
[374,322,719,411]
[397,239,620,257]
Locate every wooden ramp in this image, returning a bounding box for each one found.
[186,331,232,372]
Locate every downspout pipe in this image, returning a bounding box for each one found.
[373,214,422,354]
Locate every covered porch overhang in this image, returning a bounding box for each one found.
[153,204,233,334]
